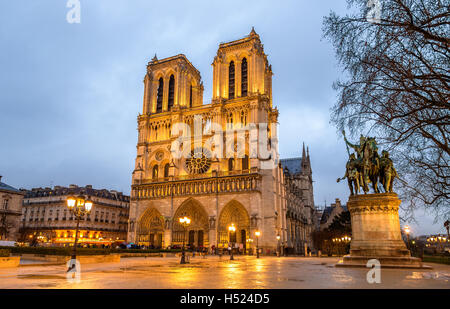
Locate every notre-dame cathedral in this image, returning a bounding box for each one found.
[127,28,316,255]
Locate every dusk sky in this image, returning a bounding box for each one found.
[0,1,444,236]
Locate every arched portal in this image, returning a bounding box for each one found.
[218,200,250,250]
[172,199,209,249]
[137,207,165,248]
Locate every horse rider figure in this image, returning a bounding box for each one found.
[342,131,381,194]
[337,153,361,195]
[379,150,398,193]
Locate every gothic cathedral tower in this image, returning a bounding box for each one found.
[128,29,294,254]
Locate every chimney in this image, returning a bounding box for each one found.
[335,198,341,207]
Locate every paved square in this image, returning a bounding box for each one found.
[0,256,449,289]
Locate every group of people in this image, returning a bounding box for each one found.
[337,131,399,195]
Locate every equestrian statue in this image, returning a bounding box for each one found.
[337,131,398,195]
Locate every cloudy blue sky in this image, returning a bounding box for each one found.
[0,0,444,236]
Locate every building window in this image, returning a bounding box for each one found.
[156,77,163,113]
[2,199,8,210]
[228,158,234,171]
[229,61,235,99]
[240,111,247,127]
[189,85,193,108]
[227,112,233,129]
[164,163,170,178]
[152,165,159,180]
[242,155,249,171]
[241,57,248,97]
[168,75,175,110]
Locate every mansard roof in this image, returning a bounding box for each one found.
[24,185,130,202]
[0,180,22,194]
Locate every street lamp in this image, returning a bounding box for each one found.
[276,235,281,257]
[66,195,93,273]
[255,230,261,258]
[404,225,411,249]
[228,224,236,260]
[246,238,253,255]
[179,216,191,264]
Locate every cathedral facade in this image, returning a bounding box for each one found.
[127,29,316,254]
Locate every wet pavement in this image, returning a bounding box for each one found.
[0,256,449,289]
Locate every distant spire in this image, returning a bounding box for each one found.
[152,54,158,62]
[302,142,306,160]
[249,26,257,36]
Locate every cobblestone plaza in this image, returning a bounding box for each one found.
[0,256,448,289]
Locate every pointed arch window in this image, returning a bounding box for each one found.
[241,58,248,97]
[164,163,170,178]
[152,165,159,180]
[240,110,247,127]
[242,155,249,171]
[168,75,175,110]
[156,78,163,113]
[228,158,234,171]
[227,112,233,130]
[189,85,193,108]
[229,61,235,99]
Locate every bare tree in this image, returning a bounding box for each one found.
[323,0,449,219]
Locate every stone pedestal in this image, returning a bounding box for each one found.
[337,193,429,269]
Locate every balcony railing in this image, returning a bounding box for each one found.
[0,209,22,216]
[132,171,261,200]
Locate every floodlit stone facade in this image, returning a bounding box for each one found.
[128,29,316,254]
[0,176,24,241]
[21,185,129,246]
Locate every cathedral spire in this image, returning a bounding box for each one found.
[249,26,257,37]
[302,142,306,160]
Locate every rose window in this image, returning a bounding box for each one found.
[185,148,212,174]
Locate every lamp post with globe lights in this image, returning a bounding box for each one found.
[179,216,191,264]
[404,225,411,249]
[66,195,93,273]
[246,238,253,255]
[276,235,281,257]
[255,230,261,258]
[228,224,236,260]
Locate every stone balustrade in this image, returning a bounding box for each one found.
[132,172,261,200]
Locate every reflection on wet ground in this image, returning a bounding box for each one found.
[0,256,448,289]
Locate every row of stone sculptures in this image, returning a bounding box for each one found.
[337,131,398,195]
